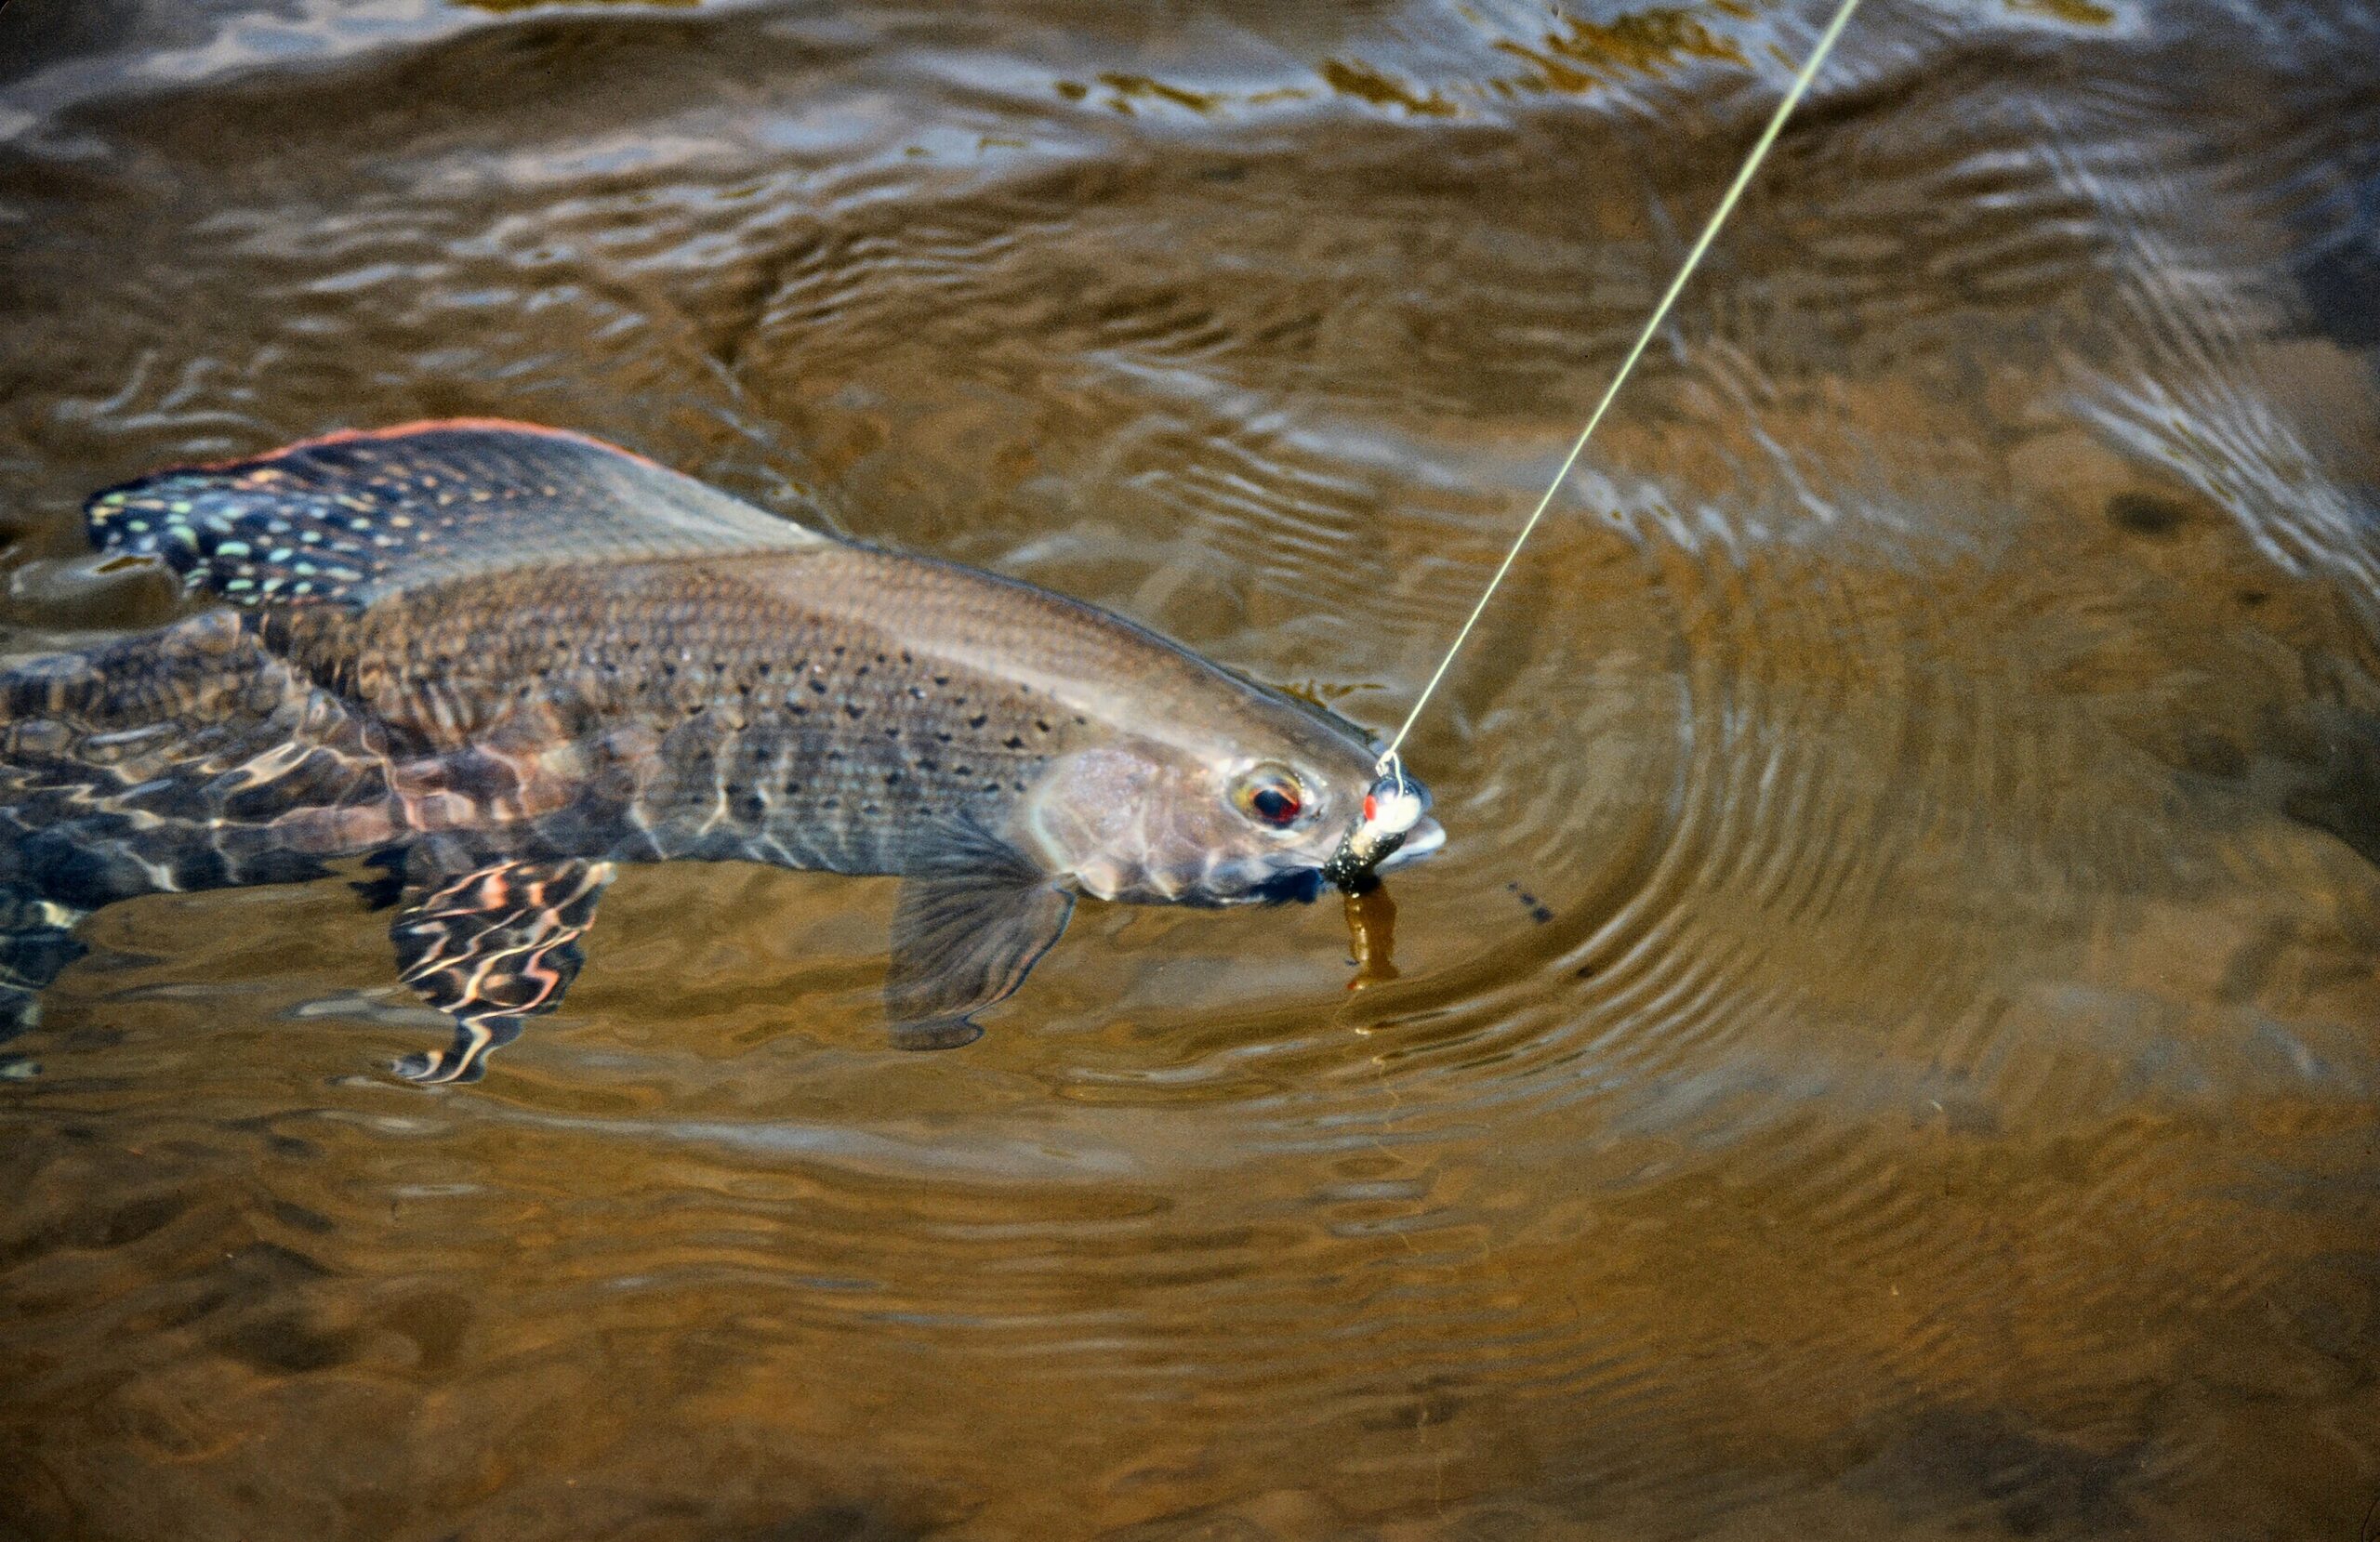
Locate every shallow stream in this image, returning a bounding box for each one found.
[3,3,2377,1537]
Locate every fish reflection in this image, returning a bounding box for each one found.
[0,422,1441,1081]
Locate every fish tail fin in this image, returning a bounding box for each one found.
[0,612,393,912]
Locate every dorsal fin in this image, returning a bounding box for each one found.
[84,420,826,609]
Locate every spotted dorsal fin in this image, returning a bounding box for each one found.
[84,419,826,609]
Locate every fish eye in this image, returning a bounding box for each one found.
[1230,764,1305,828]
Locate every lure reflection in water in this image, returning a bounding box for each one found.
[0,421,1441,1082]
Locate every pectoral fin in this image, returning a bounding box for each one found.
[885,874,1074,1050]
[389,853,613,1084]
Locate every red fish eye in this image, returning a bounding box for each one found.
[1250,782,1300,825]
[1233,764,1306,828]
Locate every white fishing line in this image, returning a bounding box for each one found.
[1371,0,1865,780]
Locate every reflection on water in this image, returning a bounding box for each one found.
[3,1,2378,1537]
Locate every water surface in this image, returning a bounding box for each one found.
[3,2,2378,1537]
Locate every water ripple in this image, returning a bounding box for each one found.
[4,2,2380,1538]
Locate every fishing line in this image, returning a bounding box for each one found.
[1370,0,1864,783]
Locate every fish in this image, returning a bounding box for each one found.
[0,421,1442,1083]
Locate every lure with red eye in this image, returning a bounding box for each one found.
[1323,771,1428,893]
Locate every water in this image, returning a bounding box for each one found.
[3,2,2378,1537]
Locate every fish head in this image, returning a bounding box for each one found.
[1019,691,1443,906]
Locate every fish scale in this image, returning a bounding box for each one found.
[298,552,1091,871]
[1,421,1432,1081]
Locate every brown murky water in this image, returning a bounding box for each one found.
[5,2,2379,1537]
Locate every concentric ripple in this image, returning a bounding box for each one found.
[4,2,2380,1539]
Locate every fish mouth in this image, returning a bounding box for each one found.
[1250,813,1445,904]
[1375,813,1444,871]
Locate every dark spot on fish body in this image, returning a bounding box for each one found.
[217,1311,360,1376]
[2106,490,2190,536]
[269,1199,336,1236]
